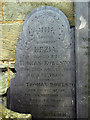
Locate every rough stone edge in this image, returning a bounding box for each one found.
[75,2,88,118]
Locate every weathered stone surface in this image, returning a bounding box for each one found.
[0,97,6,107]
[9,61,15,68]
[0,3,2,21]
[7,6,75,118]
[9,69,16,80]
[75,2,88,118]
[0,61,8,68]
[0,23,23,60]
[0,69,15,95]
[0,61,15,68]
[0,70,8,95]
[3,2,74,26]
[0,104,32,119]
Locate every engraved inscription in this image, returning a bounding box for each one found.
[7,6,75,118]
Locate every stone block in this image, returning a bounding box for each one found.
[0,23,23,60]
[3,2,74,26]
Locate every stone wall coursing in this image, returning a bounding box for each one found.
[3,2,74,22]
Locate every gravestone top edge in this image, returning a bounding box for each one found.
[23,6,70,30]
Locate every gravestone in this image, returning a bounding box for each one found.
[7,6,75,118]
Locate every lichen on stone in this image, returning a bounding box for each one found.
[0,104,32,120]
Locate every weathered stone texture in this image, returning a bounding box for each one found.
[0,23,23,60]
[0,103,32,119]
[3,2,74,26]
[0,61,15,68]
[0,68,16,95]
[0,97,6,107]
[75,2,88,118]
[0,3,2,21]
